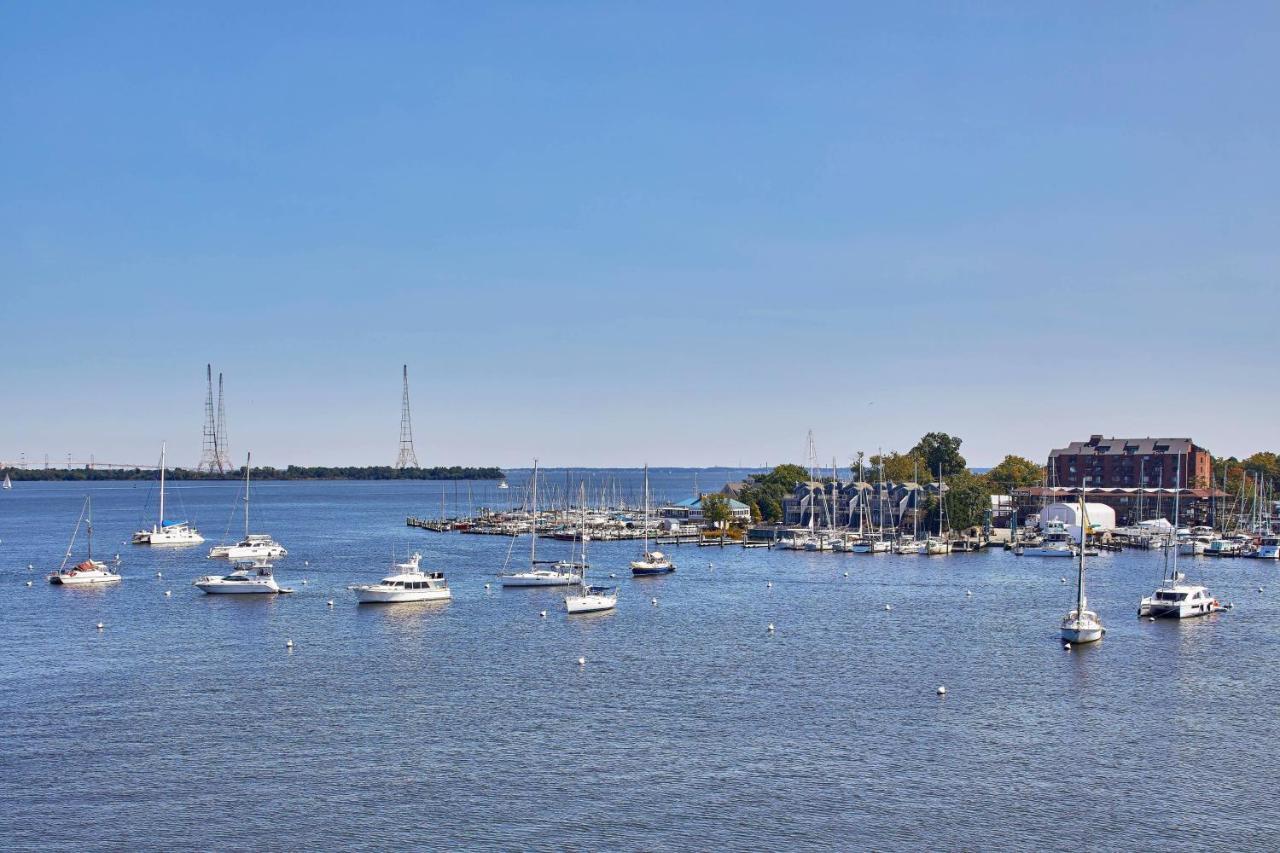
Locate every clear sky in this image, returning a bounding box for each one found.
[3,2,1277,469]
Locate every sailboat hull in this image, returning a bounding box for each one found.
[1061,623,1104,643]
[630,564,674,576]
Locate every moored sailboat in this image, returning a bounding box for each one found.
[132,442,203,545]
[631,464,674,575]
[499,460,581,587]
[49,496,122,586]
[1061,492,1104,643]
[207,453,286,560]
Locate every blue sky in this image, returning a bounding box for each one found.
[3,2,1277,468]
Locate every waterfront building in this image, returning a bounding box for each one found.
[661,495,752,524]
[1048,435,1212,491]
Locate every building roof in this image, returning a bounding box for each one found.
[674,496,750,511]
[1049,436,1200,457]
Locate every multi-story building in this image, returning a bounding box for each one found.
[1048,435,1212,490]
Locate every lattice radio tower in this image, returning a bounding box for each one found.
[198,364,230,473]
[395,364,420,469]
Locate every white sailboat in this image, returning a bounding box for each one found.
[1061,492,1104,643]
[1138,455,1229,619]
[132,442,204,545]
[207,453,286,560]
[631,464,674,575]
[49,496,122,585]
[2,473,11,490]
[565,486,617,614]
[925,466,952,555]
[499,459,581,587]
[349,551,452,603]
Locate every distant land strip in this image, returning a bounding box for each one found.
[2,466,505,482]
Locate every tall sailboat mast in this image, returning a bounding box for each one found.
[1076,486,1087,615]
[530,459,539,565]
[243,452,252,537]
[642,464,650,555]
[87,496,94,562]
[159,441,167,524]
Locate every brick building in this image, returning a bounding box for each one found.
[1048,435,1212,490]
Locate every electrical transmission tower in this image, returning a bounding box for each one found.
[198,364,229,473]
[395,364,420,469]
[215,372,231,471]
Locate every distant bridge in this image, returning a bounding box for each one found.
[0,460,163,471]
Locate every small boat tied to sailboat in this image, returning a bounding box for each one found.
[49,496,122,586]
[631,464,674,575]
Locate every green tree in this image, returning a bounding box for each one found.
[866,450,927,482]
[736,464,808,523]
[700,493,734,528]
[985,454,1044,493]
[924,470,991,532]
[1242,452,1280,481]
[910,432,967,479]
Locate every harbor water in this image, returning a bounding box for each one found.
[2,476,1279,850]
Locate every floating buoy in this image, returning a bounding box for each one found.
[302,579,308,585]
[965,590,973,597]
[1259,587,1264,593]
[540,610,547,618]
[1064,643,1072,651]
[1060,577,1067,584]
[843,572,849,578]
[651,597,658,606]
[767,623,775,633]
[25,580,33,587]
[27,564,33,570]
[156,572,162,578]
[936,686,947,696]
[1148,616,1156,622]
[285,639,294,649]
[577,656,586,666]
[609,573,616,578]
[326,599,334,607]
[484,583,491,589]
[96,622,104,630]
[884,604,892,611]
[164,590,172,597]
[766,581,773,588]
[304,561,309,566]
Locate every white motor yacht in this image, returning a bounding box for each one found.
[132,442,204,546]
[894,539,926,555]
[1252,535,1280,559]
[1017,521,1075,557]
[349,552,451,603]
[50,497,122,586]
[194,560,283,594]
[1178,526,1216,556]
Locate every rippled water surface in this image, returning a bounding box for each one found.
[3,478,1279,851]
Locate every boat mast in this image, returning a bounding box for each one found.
[87,495,94,562]
[1170,455,1182,581]
[530,459,539,565]
[243,452,252,537]
[937,464,944,539]
[913,460,919,541]
[1076,484,1087,616]
[159,441,167,526]
[642,463,650,556]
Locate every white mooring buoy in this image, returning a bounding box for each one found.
[1060,577,1067,584]
[884,604,892,611]
[96,622,105,630]
[304,561,309,566]
[651,597,658,606]
[164,590,172,597]
[25,580,33,587]
[484,582,491,589]
[1064,643,1072,651]
[28,564,34,570]
[936,686,947,696]
[577,656,586,666]
[609,573,616,578]
[285,639,294,649]
[540,610,547,618]
[767,581,773,589]
[843,572,849,578]
[767,623,775,633]
[156,571,162,578]
[327,599,334,607]
[302,579,308,585]
[966,590,973,597]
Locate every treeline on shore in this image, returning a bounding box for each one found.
[1,465,505,482]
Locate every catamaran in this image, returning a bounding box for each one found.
[631,464,674,575]
[49,496,122,586]
[132,442,204,545]
[499,459,581,587]
[208,453,287,560]
[1138,456,1229,619]
[1061,493,1104,643]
